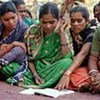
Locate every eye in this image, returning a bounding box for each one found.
[41,21,47,24]
[49,21,56,24]
[18,10,26,13]
[4,19,9,22]
[11,16,16,20]
[71,19,75,23]
[71,19,82,23]
[77,19,82,23]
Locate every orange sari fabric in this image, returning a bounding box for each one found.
[68,67,91,90]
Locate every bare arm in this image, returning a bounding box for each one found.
[88,53,99,71]
[28,61,44,84]
[55,42,91,90]
[59,21,70,56]
[11,41,26,52]
[28,62,38,76]
[88,53,100,93]
[60,3,67,18]
[64,42,91,75]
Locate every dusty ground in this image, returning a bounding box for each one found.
[0,81,100,100]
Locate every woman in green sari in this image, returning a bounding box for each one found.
[1,2,72,89]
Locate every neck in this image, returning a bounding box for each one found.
[71,31,78,37]
[5,26,13,32]
[2,27,13,38]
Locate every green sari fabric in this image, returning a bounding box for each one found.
[91,27,100,53]
[1,25,73,88]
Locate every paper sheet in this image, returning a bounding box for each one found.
[20,88,74,98]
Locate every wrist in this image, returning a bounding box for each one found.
[33,72,38,77]
[11,43,15,47]
[64,70,72,76]
[60,43,68,46]
[89,69,98,77]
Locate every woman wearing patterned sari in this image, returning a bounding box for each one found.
[0,1,28,83]
[4,2,73,88]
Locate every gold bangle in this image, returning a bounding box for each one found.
[63,73,69,77]
[64,70,71,76]
[60,43,68,46]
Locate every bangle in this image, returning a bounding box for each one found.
[61,43,68,46]
[63,73,70,77]
[64,70,71,76]
[89,69,98,75]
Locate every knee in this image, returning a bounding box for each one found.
[13,46,25,55]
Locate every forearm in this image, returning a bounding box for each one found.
[60,3,67,17]
[60,33,69,56]
[28,62,37,76]
[64,42,91,75]
[64,53,86,75]
[88,54,98,71]
[12,41,24,47]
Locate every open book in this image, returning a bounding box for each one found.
[20,88,74,98]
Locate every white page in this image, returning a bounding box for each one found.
[34,88,75,98]
[20,88,75,98]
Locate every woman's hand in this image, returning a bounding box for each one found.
[0,44,13,54]
[0,43,13,50]
[55,74,70,90]
[34,73,45,85]
[55,18,68,34]
[0,44,11,57]
[90,72,100,93]
[12,41,27,52]
[59,20,68,33]
[28,62,44,85]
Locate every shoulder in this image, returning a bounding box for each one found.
[83,26,94,43]
[17,20,28,30]
[24,24,41,39]
[29,24,41,34]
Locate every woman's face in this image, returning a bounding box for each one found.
[40,13,58,34]
[17,4,26,19]
[1,12,18,30]
[70,12,88,34]
[94,6,100,22]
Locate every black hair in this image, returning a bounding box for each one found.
[39,2,59,19]
[93,2,100,14]
[70,6,89,20]
[26,9,32,18]
[11,0,25,7]
[0,1,17,17]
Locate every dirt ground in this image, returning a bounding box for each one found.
[0,81,100,100]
